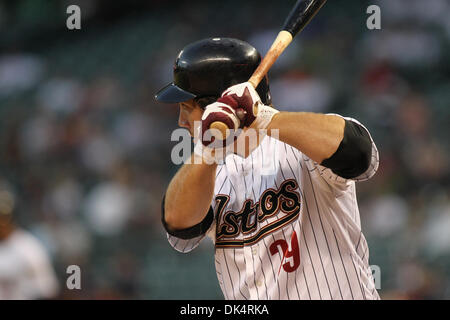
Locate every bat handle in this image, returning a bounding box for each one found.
[210,31,293,140]
[249,30,293,88]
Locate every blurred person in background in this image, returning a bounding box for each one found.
[0,181,59,300]
[0,0,448,299]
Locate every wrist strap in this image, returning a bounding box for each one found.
[254,104,279,129]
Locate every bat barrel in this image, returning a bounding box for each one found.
[282,0,327,37]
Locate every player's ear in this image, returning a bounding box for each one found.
[195,96,218,109]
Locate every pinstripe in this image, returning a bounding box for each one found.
[351,257,367,300]
[216,250,229,300]
[290,146,303,171]
[284,155,320,299]
[271,173,294,300]
[223,249,236,299]
[289,223,301,299]
[356,232,362,253]
[216,165,223,178]
[240,160,259,298]
[250,154,257,201]
[302,270,311,299]
[361,244,368,262]
[279,227,290,300]
[216,174,228,194]
[298,180,332,298]
[256,246,269,299]
[333,230,355,299]
[250,245,262,299]
[262,235,281,299]
[228,178,238,200]
[232,156,239,173]
[171,237,179,248]
[249,154,269,299]
[281,227,302,299]
[301,223,322,299]
[263,164,282,299]
[250,243,261,298]
[304,168,344,299]
[181,239,192,252]
[281,146,299,299]
[282,158,333,298]
[233,248,248,299]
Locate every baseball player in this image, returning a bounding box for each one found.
[155,38,380,300]
[0,182,59,299]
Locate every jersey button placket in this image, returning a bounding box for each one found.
[243,245,258,299]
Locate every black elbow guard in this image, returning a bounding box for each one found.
[321,120,372,179]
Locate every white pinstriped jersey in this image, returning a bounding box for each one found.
[167,116,380,300]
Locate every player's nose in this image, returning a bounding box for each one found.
[178,111,190,129]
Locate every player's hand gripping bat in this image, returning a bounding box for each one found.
[208,0,327,139]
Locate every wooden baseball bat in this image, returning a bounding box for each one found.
[209,0,327,138]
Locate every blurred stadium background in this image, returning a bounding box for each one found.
[0,0,448,299]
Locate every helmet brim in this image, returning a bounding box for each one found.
[154,83,197,103]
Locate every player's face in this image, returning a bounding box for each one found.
[178,100,203,136]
